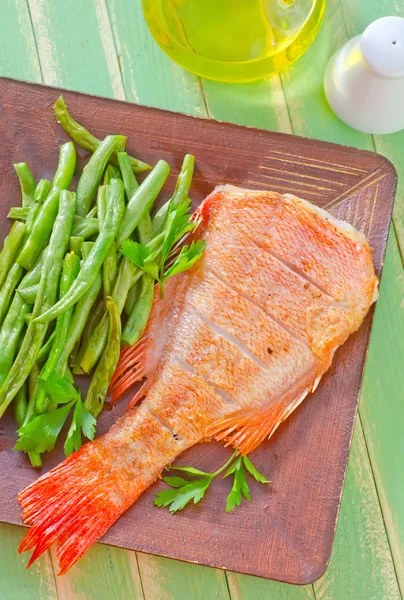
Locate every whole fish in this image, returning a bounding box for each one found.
[18,185,378,573]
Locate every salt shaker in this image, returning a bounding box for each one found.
[324,16,404,134]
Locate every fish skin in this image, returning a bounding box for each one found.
[18,185,378,573]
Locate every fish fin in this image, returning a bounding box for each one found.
[206,389,310,455]
[109,280,176,406]
[18,444,140,575]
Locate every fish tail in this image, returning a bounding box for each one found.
[18,443,141,574]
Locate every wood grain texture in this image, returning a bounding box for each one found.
[358,228,404,592]
[50,545,144,600]
[137,553,230,600]
[313,419,401,600]
[105,0,206,116]
[0,78,396,585]
[27,0,125,99]
[0,523,57,600]
[227,571,314,600]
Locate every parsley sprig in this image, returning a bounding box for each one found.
[154,452,270,513]
[121,197,205,297]
[14,373,96,457]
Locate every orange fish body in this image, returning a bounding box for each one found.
[18,186,378,573]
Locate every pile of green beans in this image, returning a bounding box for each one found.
[0,95,195,467]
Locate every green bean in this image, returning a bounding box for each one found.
[0,221,26,288]
[36,252,81,414]
[86,205,98,219]
[0,263,24,326]
[54,96,151,174]
[23,179,52,236]
[137,214,153,245]
[152,154,195,234]
[79,233,164,373]
[7,207,29,221]
[14,383,28,428]
[24,313,32,326]
[99,185,117,298]
[17,142,76,271]
[72,295,105,375]
[26,362,42,468]
[116,160,170,245]
[70,236,84,258]
[36,179,125,324]
[103,242,117,297]
[117,152,138,199]
[104,163,121,184]
[54,252,102,377]
[0,190,76,418]
[124,279,140,317]
[14,163,36,208]
[84,297,121,417]
[18,284,38,305]
[122,275,154,346]
[76,135,126,216]
[0,294,31,388]
[36,330,56,364]
[71,218,99,239]
[18,251,45,290]
[96,185,108,225]
[33,178,51,205]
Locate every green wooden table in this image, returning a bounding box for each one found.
[1,2,403,599]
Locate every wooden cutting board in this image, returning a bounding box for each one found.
[0,78,396,585]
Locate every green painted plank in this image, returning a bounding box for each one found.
[358,228,404,592]
[0,0,41,81]
[51,545,144,600]
[314,419,401,600]
[201,76,292,133]
[279,0,373,151]
[0,523,58,600]
[27,0,125,98]
[106,0,206,115]
[227,572,313,600]
[137,553,230,600]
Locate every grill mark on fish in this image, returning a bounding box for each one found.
[187,306,270,372]
[173,354,238,407]
[207,268,310,349]
[250,239,334,299]
[146,404,180,441]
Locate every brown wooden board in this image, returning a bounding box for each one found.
[0,78,396,585]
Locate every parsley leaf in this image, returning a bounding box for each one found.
[153,452,270,514]
[121,198,204,298]
[64,396,96,457]
[15,400,76,454]
[224,456,251,512]
[164,241,205,280]
[37,373,80,404]
[154,475,213,513]
[243,455,271,484]
[120,240,160,281]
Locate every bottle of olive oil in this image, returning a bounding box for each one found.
[142,0,325,82]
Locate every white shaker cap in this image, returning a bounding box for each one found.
[360,16,404,78]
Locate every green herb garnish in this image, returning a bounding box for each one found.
[121,197,205,297]
[154,451,270,513]
[14,373,95,457]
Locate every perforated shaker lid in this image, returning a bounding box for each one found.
[360,16,404,78]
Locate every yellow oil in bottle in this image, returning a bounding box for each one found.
[142,0,326,82]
